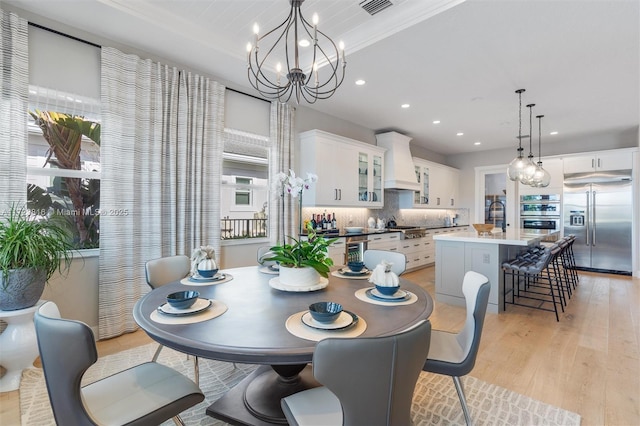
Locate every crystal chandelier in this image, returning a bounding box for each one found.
[531,114,551,187]
[246,0,346,104]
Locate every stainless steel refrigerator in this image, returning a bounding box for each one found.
[563,171,632,274]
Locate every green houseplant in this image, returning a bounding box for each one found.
[265,223,337,279]
[0,204,75,310]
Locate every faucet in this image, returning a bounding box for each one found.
[487,200,506,232]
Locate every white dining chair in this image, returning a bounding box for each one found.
[363,249,407,276]
[422,271,490,425]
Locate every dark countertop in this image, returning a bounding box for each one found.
[307,224,471,239]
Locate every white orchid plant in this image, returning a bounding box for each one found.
[273,169,318,197]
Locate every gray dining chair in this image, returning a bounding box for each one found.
[144,255,204,382]
[422,270,490,425]
[281,320,431,426]
[257,246,276,266]
[363,249,407,275]
[34,301,204,426]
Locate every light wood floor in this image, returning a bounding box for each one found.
[1,267,638,425]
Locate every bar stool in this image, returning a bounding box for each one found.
[502,245,563,321]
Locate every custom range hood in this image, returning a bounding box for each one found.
[375,132,420,191]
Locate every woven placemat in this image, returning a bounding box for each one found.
[150,299,227,325]
[354,287,417,306]
[285,310,366,341]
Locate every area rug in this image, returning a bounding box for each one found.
[19,343,580,425]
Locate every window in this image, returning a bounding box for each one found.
[27,86,101,249]
[234,177,253,206]
[221,130,270,240]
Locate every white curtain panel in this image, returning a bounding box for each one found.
[0,10,28,209]
[269,102,296,245]
[99,47,224,338]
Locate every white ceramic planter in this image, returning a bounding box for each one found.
[278,266,321,287]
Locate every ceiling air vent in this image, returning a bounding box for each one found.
[360,0,394,16]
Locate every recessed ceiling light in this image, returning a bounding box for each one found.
[432,120,440,124]
[401,104,410,108]
[298,39,310,47]
[456,132,464,136]
[355,79,366,86]
[550,131,558,135]
[474,141,481,145]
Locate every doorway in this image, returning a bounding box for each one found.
[475,166,517,231]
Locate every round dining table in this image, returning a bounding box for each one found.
[133,265,433,426]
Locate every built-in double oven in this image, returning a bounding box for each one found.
[520,194,561,231]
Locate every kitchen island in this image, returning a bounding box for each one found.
[433,229,559,313]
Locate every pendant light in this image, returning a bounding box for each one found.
[507,89,527,181]
[531,114,551,187]
[520,103,538,185]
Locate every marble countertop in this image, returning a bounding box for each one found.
[432,228,559,246]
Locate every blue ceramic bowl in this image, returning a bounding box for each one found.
[308,302,343,323]
[197,268,218,278]
[347,261,365,273]
[166,290,200,309]
[375,284,400,296]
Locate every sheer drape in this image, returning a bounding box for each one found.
[0,10,28,208]
[269,102,296,244]
[99,47,224,338]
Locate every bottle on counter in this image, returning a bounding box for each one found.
[322,212,328,230]
[331,212,337,229]
[316,214,323,232]
[310,214,316,231]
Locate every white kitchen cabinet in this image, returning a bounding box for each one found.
[399,158,459,208]
[299,130,385,208]
[327,237,346,266]
[518,158,564,195]
[563,150,633,174]
[436,165,460,208]
[367,233,400,251]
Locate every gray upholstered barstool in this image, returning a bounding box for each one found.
[502,245,563,321]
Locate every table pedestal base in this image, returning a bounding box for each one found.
[0,302,42,393]
[207,364,320,425]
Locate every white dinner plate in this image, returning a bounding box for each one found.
[339,267,370,277]
[189,273,225,282]
[157,298,212,316]
[300,311,359,330]
[369,288,408,300]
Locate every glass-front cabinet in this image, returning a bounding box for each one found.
[400,157,459,209]
[413,163,430,206]
[299,129,385,208]
[358,151,383,207]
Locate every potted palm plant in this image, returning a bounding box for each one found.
[0,205,75,310]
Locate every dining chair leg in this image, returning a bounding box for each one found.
[193,356,199,386]
[152,344,163,362]
[453,376,473,426]
[172,415,186,426]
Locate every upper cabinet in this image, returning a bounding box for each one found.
[400,158,460,209]
[563,150,633,174]
[299,130,385,208]
[518,158,564,195]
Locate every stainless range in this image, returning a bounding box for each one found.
[387,226,427,239]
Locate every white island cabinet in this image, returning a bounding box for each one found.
[433,229,557,314]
